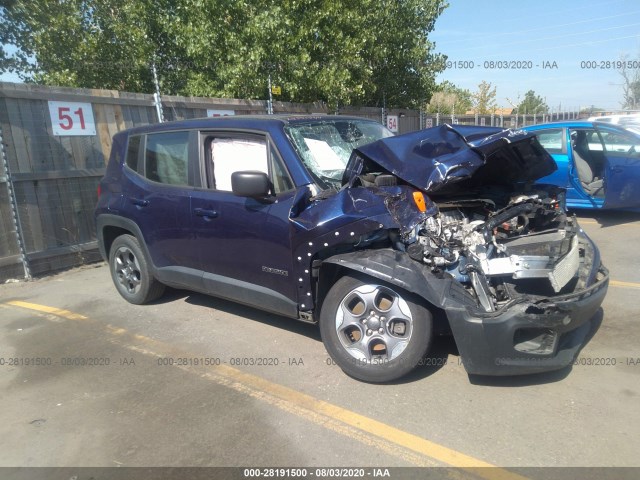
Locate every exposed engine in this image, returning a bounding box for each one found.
[406,191,580,312]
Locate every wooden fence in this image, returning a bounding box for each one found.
[0,82,421,281]
[0,81,571,281]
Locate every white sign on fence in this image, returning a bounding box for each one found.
[48,101,96,136]
[480,117,486,126]
[426,118,433,128]
[207,109,235,117]
[387,115,398,132]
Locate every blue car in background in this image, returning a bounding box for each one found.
[524,121,640,210]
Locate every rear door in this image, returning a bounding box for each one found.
[190,130,299,316]
[596,125,640,209]
[120,130,201,283]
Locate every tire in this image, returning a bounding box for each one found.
[109,234,165,305]
[320,274,432,383]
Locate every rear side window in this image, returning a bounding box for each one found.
[125,135,141,171]
[144,131,190,186]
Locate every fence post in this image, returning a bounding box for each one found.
[151,62,165,123]
[0,124,31,280]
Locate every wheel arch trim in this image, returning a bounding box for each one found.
[318,249,450,313]
[96,215,155,273]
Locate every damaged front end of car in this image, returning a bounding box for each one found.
[301,124,608,375]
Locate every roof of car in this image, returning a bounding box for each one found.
[118,114,380,136]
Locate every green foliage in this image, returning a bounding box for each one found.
[471,80,497,114]
[425,81,472,114]
[580,106,605,114]
[516,90,548,114]
[0,0,448,108]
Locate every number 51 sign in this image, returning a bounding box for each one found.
[48,101,96,136]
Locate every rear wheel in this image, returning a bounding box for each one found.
[109,234,165,305]
[320,275,432,382]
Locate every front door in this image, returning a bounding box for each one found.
[595,125,640,209]
[190,131,299,317]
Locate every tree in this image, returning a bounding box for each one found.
[471,80,497,114]
[516,90,548,115]
[0,0,448,108]
[619,53,640,110]
[580,106,605,114]
[425,81,472,114]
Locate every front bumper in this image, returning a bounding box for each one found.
[445,231,609,376]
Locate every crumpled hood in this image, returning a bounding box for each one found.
[345,124,557,193]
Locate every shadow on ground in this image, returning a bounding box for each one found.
[147,287,605,387]
[575,210,640,227]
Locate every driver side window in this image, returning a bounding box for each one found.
[210,137,268,191]
[599,131,640,156]
[204,135,294,194]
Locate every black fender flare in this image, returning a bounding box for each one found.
[319,248,460,312]
[96,214,155,272]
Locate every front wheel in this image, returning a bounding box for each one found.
[320,275,432,382]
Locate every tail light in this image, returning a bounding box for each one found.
[97,184,102,199]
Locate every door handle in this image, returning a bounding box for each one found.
[194,208,218,218]
[130,198,150,207]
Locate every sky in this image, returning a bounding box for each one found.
[2,0,639,111]
[430,0,640,112]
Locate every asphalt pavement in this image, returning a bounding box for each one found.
[0,211,639,476]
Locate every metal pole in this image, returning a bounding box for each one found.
[382,92,386,126]
[0,124,31,280]
[152,62,165,123]
[267,74,273,115]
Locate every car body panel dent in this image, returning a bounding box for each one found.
[350,125,557,193]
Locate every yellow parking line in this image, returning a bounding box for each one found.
[610,280,640,289]
[6,300,88,320]
[3,299,529,480]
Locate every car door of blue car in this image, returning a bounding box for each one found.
[565,127,606,209]
[595,125,640,209]
[190,130,299,317]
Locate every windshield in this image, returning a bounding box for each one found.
[285,119,393,189]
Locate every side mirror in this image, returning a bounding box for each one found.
[231,171,271,198]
